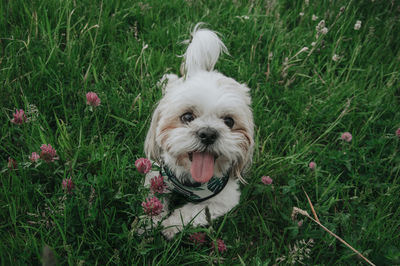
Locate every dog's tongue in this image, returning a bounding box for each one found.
[190,152,214,183]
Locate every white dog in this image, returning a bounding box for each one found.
[143,23,254,239]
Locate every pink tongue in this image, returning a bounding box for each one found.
[190,152,215,183]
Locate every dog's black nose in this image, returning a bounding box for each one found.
[197,128,218,145]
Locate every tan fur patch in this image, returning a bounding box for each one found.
[234,128,252,146]
[159,120,180,147]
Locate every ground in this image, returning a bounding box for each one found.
[1,0,400,264]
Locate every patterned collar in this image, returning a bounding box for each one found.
[159,164,230,203]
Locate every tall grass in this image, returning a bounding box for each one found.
[1,0,399,264]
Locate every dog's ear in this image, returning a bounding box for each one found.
[144,105,162,163]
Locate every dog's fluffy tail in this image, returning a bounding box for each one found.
[181,23,228,77]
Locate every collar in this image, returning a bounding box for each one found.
[159,164,229,203]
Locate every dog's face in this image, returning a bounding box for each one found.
[145,71,254,184]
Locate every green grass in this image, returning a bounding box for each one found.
[1,0,400,264]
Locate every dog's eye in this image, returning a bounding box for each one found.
[223,117,234,128]
[181,112,195,124]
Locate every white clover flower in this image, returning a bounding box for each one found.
[332,54,340,61]
[321,27,328,34]
[311,42,316,46]
[312,14,318,21]
[316,20,325,31]
[299,12,304,16]
[354,20,362,30]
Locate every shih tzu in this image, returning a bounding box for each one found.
[143,23,254,239]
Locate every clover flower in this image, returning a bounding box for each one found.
[142,197,163,216]
[320,27,328,35]
[212,239,227,254]
[316,20,325,32]
[261,176,273,185]
[341,132,352,142]
[135,158,152,174]
[62,178,75,193]
[11,109,27,125]
[189,232,207,245]
[354,20,362,30]
[298,220,304,227]
[40,144,58,162]
[150,175,167,194]
[8,157,17,169]
[315,20,328,38]
[86,92,101,107]
[29,152,40,163]
[309,161,316,170]
[396,128,400,138]
[332,54,340,62]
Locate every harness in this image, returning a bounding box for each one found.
[158,164,230,203]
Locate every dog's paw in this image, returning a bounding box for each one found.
[161,218,182,240]
[161,226,180,240]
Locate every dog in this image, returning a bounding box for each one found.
[143,23,254,239]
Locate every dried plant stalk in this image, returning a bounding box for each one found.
[293,194,375,266]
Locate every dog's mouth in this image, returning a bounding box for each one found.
[188,152,217,183]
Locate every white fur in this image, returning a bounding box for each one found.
[182,23,228,77]
[143,23,254,239]
[161,178,240,239]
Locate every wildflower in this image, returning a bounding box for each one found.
[40,144,58,162]
[299,12,304,16]
[189,232,207,245]
[341,132,352,142]
[298,220,304,227]
[309,161,316,170]
[141,196,163,216]
[332,54,340,62]
[311,42,316,47]
[315,20,328,38]
[150,175,167,194]
[11,109,27,125]
[29,152,40,163]
[354,20,362,30]
[396,128,400,138]
[312,14,318,21]
[62,178,75,193]
[211,239,227,254]
[261,176,273,185]
[8,157,17,169]
[316,20,325,31]
[135,158,152,174]
[86,92,101,107]
[291,207,310,221]
[320,27,328,35]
